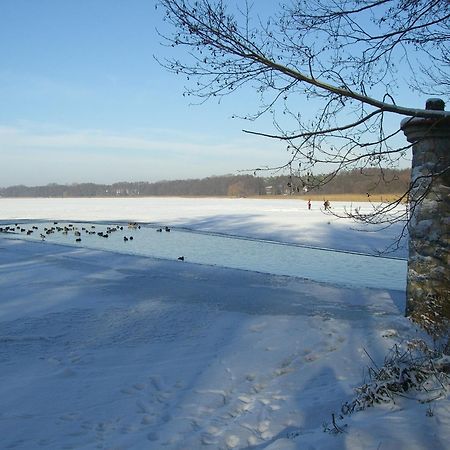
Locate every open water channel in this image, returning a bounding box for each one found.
[1,221,407,291]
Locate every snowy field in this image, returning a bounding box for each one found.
[0,197,448,450]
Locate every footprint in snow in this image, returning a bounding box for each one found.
[147,431,159,441]
[149,375,166,392]
[249,322,267,332]
[304,352,320,362]
[136,399,150,414]
[225,434,240,448]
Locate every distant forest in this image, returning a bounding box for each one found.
[0,168,410,198]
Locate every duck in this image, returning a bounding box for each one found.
[177,256,185,261]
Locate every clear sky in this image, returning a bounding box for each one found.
[0,0,287,187]
[0,0,421,187]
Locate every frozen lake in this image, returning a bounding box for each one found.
[1,220,407,291]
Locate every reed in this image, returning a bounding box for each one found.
[250,193,406,203]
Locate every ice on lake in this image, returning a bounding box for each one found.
[2,220,407,291]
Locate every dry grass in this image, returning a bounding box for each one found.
[252,193,406,203]
[300,193,405,203]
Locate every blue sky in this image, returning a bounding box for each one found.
[1,0,287,187]
[0,0,420,187]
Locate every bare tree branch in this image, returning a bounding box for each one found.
[156,0,449,235]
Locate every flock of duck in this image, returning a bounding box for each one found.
[0,221,185,261]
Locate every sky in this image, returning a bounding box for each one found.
[0,0,424,187]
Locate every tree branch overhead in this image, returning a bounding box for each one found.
[156,0,449,225]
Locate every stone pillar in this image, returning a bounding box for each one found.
[401,98,450,342]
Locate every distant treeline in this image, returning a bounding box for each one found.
[0,168,410,198]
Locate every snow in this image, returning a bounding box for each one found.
[0,197,408,256]
[0,197,448,450]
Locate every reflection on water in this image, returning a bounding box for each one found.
[1,221,407,291]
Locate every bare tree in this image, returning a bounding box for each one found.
[156,0,449,228]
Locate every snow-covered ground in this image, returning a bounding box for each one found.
[0,197,448,450]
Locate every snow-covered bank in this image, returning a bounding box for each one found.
[0,198,447,450]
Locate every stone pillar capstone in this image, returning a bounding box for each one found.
[401,98,450,341]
